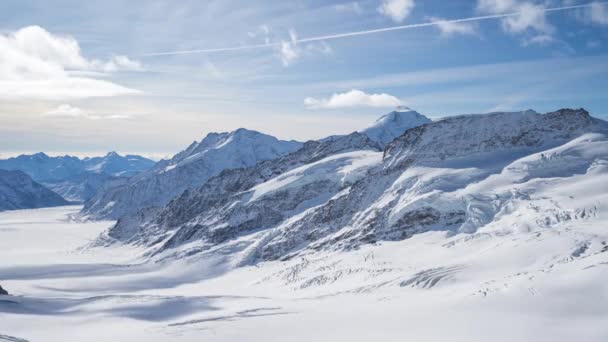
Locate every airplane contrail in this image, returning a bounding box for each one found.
[143,2,603,57]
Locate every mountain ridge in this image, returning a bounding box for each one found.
[93,108,608,265]
[81,128,303,220]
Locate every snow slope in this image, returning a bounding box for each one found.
[0,170,68,211]
[81,129,302,220]
[0,199,607,341]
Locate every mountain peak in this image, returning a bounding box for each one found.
[32,152,50,159]
[361,108,432,148]
[395,105,413,112]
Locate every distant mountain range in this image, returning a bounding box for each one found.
[0,152,155,181]
[0,152,155,202]
[0,170,68,211]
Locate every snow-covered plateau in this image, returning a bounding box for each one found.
[1,108,607,341]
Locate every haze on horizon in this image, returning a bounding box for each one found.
[1,0,607,159]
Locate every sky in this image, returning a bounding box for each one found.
[0,0,607,159]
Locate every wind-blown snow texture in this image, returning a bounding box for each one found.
[81,129,302,220]
[0,170,68,211]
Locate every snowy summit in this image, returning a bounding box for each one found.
[361,107,431,147]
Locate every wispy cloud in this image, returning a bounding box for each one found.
[334,2,363,15]
[142,2,600,57]
[590,1,608,24]
[279,29,300,66]
[429,17,478,36]
[304,89,404,109]
[0,26,142,100]
[312,55,607,89]
[477,0,554,44]
[43,104,131,120]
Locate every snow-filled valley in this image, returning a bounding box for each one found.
[1,108,608,341]
[1,199,607,341]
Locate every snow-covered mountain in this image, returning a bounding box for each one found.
[96,108,607,265]
[82,152,156,178]
[0,170,68,211]
[360,106,431,147]
[101,131,380,244]
[320,106,432,148]
[43,172,121,202]
[0,152,154,182]
[81,129,303,220]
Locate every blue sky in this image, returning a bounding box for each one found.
[0,0,607,158]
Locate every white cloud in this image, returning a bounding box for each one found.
[279,41,298,66]
[378,0,415,23]
[98,55,144,72]
[279,29,330,67]
[42,104,131,120]
[477,0,554,37]
[304,89,404,109]
[477,0,517,13]
[279,29,300,66]
[502,3,553,34]
[429,17,477,37]
[0,26,142,100]
[522,33,554,46]
[43,104,84,118]
[590,1,608,25]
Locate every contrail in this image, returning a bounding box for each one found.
[143,2,603,57]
